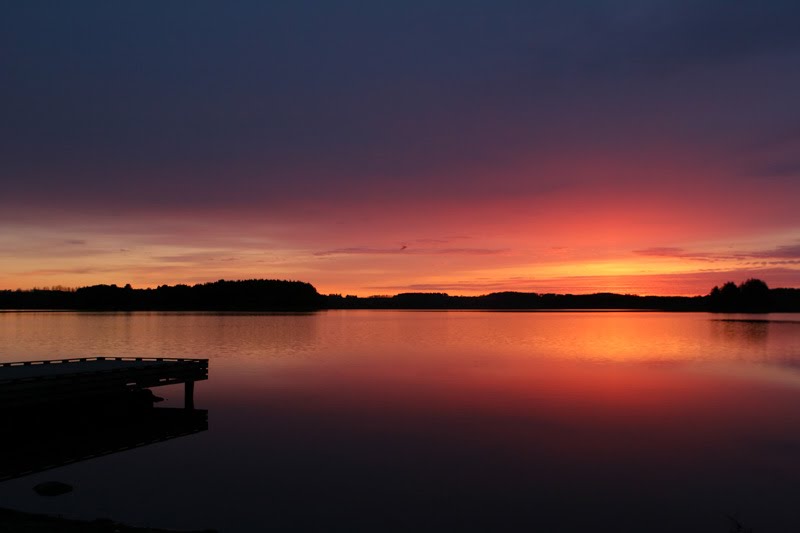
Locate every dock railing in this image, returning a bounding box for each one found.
[0,356,208,409]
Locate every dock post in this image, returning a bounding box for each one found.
[185,380,195,410]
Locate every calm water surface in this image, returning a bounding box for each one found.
[2,311,800,532]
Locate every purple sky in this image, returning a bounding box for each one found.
[2,1,800,295]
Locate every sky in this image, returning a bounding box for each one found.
[2,1,800,296]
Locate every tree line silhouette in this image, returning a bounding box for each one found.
[0,279,323,311]
[0,278,798,312]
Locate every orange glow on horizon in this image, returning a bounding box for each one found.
[1,171,798,296]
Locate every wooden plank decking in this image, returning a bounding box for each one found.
[0,357,210,482]
[0,357,208,410]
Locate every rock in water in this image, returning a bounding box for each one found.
[33,481,73,496]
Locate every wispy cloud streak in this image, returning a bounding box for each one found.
[314,246,507,257]
[635,243,800,263]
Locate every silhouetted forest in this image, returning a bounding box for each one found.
[705,278,800,312]
[1,278,798,312]
[0,279,323,311]
[324,291,711,310]
[326,279,800,311]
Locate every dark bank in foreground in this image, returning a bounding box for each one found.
[0,507,215,533]
[1,277,798,312]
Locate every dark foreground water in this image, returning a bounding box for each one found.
[2,311,800,532]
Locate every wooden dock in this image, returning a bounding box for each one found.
[0,356,208,410]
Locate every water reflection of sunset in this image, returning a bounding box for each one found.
[4,311,800,531]
[201,312,800,401]
[203,315,800,532]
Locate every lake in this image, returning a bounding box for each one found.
[2,311,800,532]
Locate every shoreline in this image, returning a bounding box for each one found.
[0,507,216,533]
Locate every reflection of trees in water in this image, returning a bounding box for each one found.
[716,319,770,345]
[711,318,800,368]
[708,318,772,365]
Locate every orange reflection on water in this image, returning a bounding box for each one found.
[4,311,800,531]
[215,316,800,469]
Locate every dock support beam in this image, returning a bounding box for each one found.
[185,380,195,410]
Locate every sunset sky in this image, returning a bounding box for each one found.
[2,1,800,296]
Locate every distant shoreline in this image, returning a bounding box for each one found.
[2,278,798,313]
